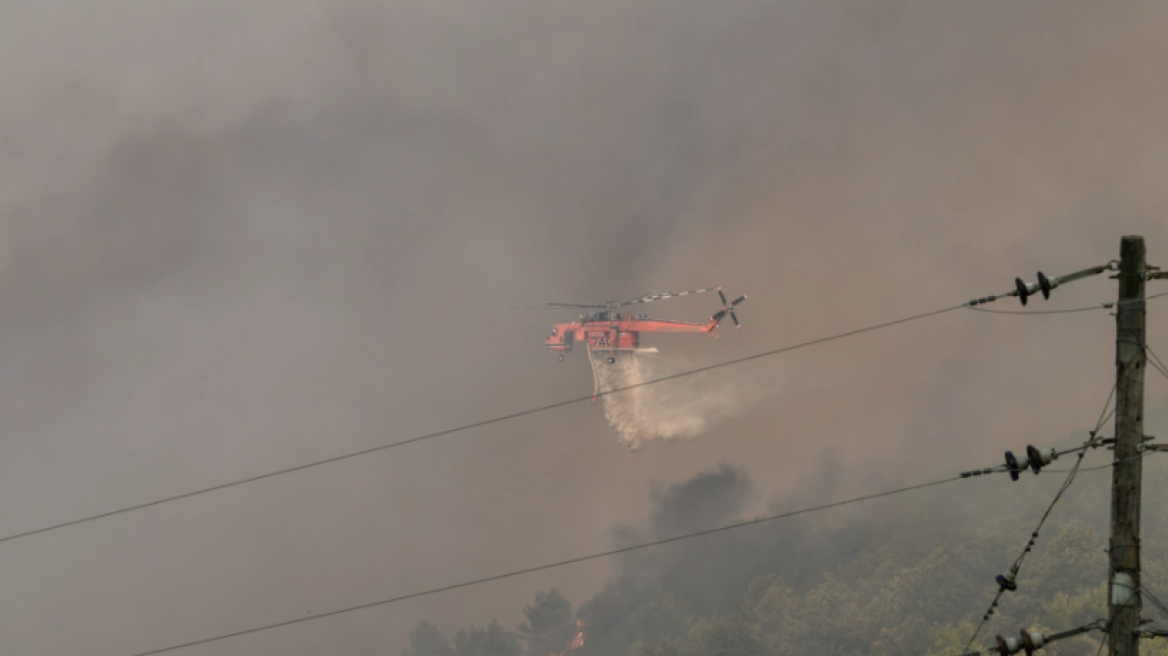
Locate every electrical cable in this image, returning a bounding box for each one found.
[126,473,970,655]
[0,303,969,546]
[6,284,1164,550]
[128,454,1141,656]
[1111,578,1168,625]
[961,382,1145,652]
[1147,343,1168,371]
[960,440,1116,479]
[957,620,1107,656]
[10,287,1168,547]
[965,304,1114,315]
[1113,339,1168,381]
[1143,587,1168,618]
[1143,343,1168,381]
[963,290,1168,315]
[1097,407,1116,432]
[962,382,1118,651]
[1149,359,1168,382]
[1045,453,1147,473]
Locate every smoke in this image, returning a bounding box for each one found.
[642,462,753,538]
[2,2,1168,655]
[585,434,1168,655]
[599,458,871,618]
[590,349,783,450]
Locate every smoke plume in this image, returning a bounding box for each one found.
[590,349,783,450]
[3,2,1168,656]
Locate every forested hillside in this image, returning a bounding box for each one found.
[403,396,1168,656]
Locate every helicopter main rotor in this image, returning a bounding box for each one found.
[538,287,722,312]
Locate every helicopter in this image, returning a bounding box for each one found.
[536,287,746,403]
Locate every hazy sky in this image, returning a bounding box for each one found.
[2,2,1168,655]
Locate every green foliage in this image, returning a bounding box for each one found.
[451,620,522,656]
[685,616,765,656]
[925,621,978,656]
[1146,637,1168,656]
[518,589,575,656]
[403,621,455,656]
[626,593,693,646]
[628,638,685,656]
[627,617,764,656]
[411,398,1168,656]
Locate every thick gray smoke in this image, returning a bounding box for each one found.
[2,2,1168,656]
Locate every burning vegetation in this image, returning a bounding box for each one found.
[551,620,587,656]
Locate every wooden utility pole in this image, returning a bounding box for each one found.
[1110,235,1146,656]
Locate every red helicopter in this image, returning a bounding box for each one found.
[536,287,746,403]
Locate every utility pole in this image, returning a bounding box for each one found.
[1110,235,1146,656]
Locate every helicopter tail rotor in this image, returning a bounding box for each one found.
[711,287,746,328]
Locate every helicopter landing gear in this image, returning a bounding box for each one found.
[606,356,616,364]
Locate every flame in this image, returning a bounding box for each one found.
[550,620,587,656]
[570,620,586,650]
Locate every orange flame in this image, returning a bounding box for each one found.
[550,620,587,656]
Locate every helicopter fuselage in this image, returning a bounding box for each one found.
[544,313,718,356]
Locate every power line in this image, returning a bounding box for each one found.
[962,382,1118,651]
[954,363,1168,654]
[957,620,1107,656]
[1094,628,1109,656]
[1044,453,1139,473]
[955,247,1168,656]
[965,303,1115,315]
[1148,343,1168,370]
[8,289,1166,548]
[947,451,1159,656]
[1145,290,1168,303]
[126,473,968,656]
[126,453,1147,656]
[1141,587,1168,618]
[0,302,969,546]
[1144,343,1168,381]
[963,290,1168,315]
